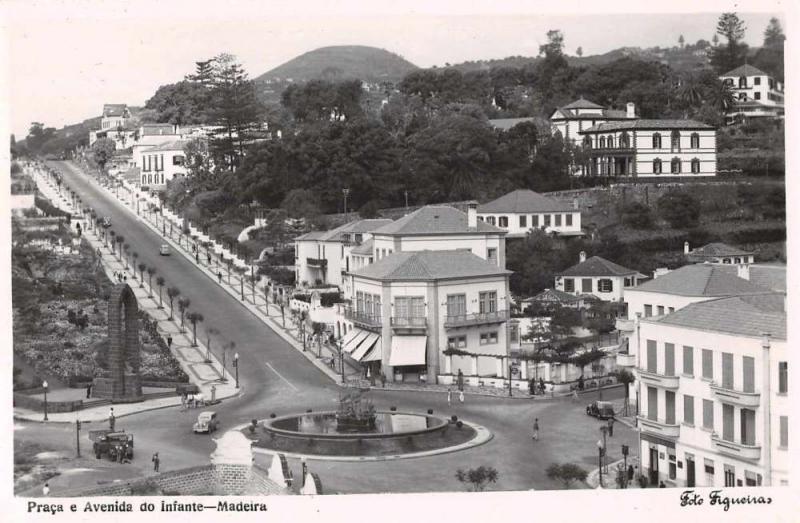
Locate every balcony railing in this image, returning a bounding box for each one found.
[709,383,761,408]
[342,307,382,329]
[587,147,635,155]
[637,416,680,439]
[711,434,761,461]
[444,310,509,328]
[637,368,680,390]
[306,257,327,269]
[390,316,427,330]
[617,353,636,368]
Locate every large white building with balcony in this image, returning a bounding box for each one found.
[631,294,787,487]
[476,189,582,238]
[578,119,717,178]
[719,64,785,124]
[339,250,512,384]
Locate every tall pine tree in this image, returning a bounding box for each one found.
[709,13,749,74]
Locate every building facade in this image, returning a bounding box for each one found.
[137,140,188,191]
[685,242,755,265]
[632,295,788,487]
[555,252,643,303]
[550,97,636,145]
[578,120,717,178]
[476,189,582,238]
[719,64,785,124]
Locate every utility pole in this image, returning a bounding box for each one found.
[76,419,81,457]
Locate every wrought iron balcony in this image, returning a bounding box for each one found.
[711,434,761,461]
[637,416,680,439]
[637,368,680,390]
[342,307,382,329]
[709,383,761,408]
[306,257,327,269]
[390,316,427,331]
[444,310,509,328]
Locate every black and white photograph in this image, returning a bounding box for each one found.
[1,0,796,520]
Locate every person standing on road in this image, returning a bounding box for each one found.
[86,383,92,399]
[42,483,50,497]
[152,452,160,472]
[607,417,615,437]
[218,271,223,283]
[109,407,115,431]
[532,418,540,441]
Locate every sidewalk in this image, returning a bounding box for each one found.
[585,455,644,490]
[16,169,240,423]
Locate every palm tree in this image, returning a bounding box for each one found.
[146,267,156,297]
[178,297,191,332]
[616,369,636,416]
[204,326,219,363]
[710,81,736,113]
[156,276,165,308]
[137,262,146,287]
[166,287,180,320]
[187,312,204,347]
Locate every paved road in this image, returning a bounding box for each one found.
[26,161,639,494]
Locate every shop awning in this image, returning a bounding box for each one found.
[362,339,383,362]
[352,333,380,361]
[340,328,360,350]
[342,329,369,353]
[389,335,427,367]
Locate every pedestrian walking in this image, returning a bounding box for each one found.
[457,369,464,392]
[539,377,545,395]
[447,387,452,405]
[108,407,115,431]
[532,418,540,441]
[42,483,50,497]
[528,378,536,396]
[607,417,615,437]
[167,335,173,348]
[86,383,92,399]
[380,371,386,388]
[218,271,222,283]
[207,253,211,265]
[152,452,160,472]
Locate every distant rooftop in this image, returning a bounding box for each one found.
[561,98,604,110]
[477,189,574,214]
[654,294,785,340]
[294,219,392,243]
[351,250,511,281]
[721,64,769,78]
[559,256,639,278]
[102,104,129,117]
[687,242,754,260]
[633,264,772,297]
[141,140,189,152]
[581,119,714,133]
[373,205,505,236]
[141,124,178,136]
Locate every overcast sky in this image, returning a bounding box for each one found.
[0,0,789,138]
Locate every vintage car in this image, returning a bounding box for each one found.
[93,432,134,460]
[193,411,219,434]
[159,244,171,256]
[586,401,616,420]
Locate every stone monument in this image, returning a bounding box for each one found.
[92,284,143,401]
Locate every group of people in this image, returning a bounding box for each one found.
[113,271,127,284]
[528,377,546,396]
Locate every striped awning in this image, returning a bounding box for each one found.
[361,339,383,362]
[352,333,380,361]
[343,330,370,354]
[389,335,427,366]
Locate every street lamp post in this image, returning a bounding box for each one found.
[43,380,49,421]
[338,338,345,383]
[302,322,306,352]
[234,353,239,389]
[508,361,513,397]
[600,425,609,473]
[597,439,605,487]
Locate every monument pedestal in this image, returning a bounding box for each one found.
[92,374,143,402]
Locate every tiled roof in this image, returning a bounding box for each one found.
[559,256,638,277]
[294,231,327,241]
[654,294,786,340]
[350,239,374,255]
[553,108,630,120]
[581,119,714,132]
[488,117,537,131]
[351,250,511,281]
[561,98,604,110]
[721,64,769,78]
[372,205,505,236]
[477,189,574,214]
[103,104,128,117]
[688,242,754,259]
[716,264,786,293]
[633,264,772,296]
[142,140,188,152]
[294,219,392,243]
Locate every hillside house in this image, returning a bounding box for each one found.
[477,189,582,238]
[555,252,644,303]
[719,64,784,124]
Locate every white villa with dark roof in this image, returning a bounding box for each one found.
[549,97,637,145]
[89,104,136,147]
[630,294,788,487]
[136,139,189,190]
[719,64,784,124]
[555,252,644,303]
[578,119,717,178]
[340,250,512,383]
[476,189,582,238]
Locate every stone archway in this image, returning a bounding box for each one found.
[93,283,143,401]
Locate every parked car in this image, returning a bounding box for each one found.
[93,432,134,460]
[586,401,616,420]
[193,411,219,434]
[159,244,170,256]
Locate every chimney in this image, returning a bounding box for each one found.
[626,102,636,119]
[737,263,750,281]
[684,241,690,255]
[579,251,587,263]
[467,201,478,229]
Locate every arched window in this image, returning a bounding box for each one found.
[607,135,614,148]
[599,136,606,148]
[671,130,681,151]
[671,157,681,174]
[653,159,662,174]
[739,76,747,88]
[691,158,700,173]
[652,133,662,149]
[583,135,592,149]
[620,132,630,148]
[690,132,700,149]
